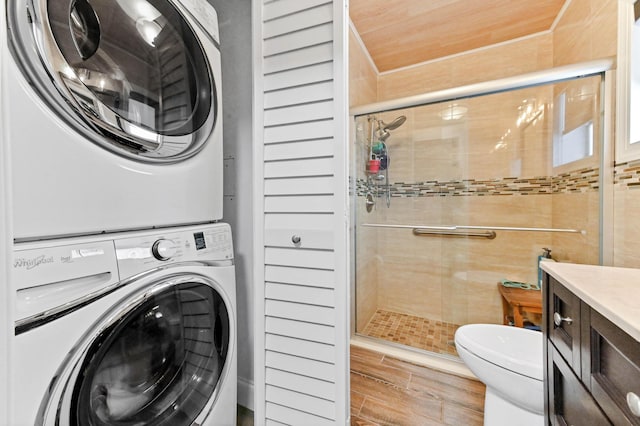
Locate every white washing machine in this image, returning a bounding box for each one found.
[4,0,223,241]
[12,223,236,426]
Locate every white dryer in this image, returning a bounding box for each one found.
[4,0,223,241]
[12,223,236,426]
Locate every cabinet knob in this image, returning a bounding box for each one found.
[627,392,640,417]
[553,312,573,327]
[291,235,301,245]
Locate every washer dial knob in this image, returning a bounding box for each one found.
[152,239,177,261]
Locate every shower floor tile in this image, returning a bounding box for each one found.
[361,310,461,357]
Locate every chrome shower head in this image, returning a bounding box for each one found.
[375,115,406,141]
[380,115,406,131]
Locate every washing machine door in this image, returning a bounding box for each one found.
[8,0,218,161]
[63,277,231,425]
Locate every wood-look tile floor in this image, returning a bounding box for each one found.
[237,345,484,425]
[350,345,485,425]
[361,310,461,357]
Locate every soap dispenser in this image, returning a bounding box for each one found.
[538,248,552,288]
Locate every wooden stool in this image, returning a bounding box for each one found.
[497,284,543,328]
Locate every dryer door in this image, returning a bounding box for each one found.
[69,278,231,425]
[8,0,218,161]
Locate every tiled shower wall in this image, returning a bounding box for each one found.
[614,162,640,267]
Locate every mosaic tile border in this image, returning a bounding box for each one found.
[356,167,600,198]
[614,161,640,189]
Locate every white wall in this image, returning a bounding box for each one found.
[209,0,255,409]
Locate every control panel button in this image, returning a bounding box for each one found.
[152,239,178,261]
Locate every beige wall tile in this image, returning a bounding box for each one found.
[448,275,505,325]
[551,192,599,265]
[590,5,618,60]
[377,33,553,102]
[440,236,538,325]
[445,194,554,288]
[355,197,379,331]
[553,25,591,67]
[552,0,617,66]
[614,187,640,268]
[355,254,378,331]
[376,253,444,319]
[378,61,454,101]
[559,0,592,28]
[449,195,552,228]
[349,28,378,108]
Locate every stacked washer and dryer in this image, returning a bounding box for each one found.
[4,0,236,424]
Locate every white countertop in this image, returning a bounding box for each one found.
[541,262,640,342]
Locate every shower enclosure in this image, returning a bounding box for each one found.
[350,60,612,359]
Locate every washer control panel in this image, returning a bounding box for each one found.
[115,223,233,278]
[12,223,234,319]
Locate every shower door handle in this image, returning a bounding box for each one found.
[413,228,496,239]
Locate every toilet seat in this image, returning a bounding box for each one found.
[455,324,542,381]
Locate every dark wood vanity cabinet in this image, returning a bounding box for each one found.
[544,274,640,426]
[583,308,640,425]
[547,343,611,425]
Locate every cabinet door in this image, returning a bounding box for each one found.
[584,308,640,426]
[548,344,611,426]
[548,277,582,372]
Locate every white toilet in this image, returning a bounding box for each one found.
[454,324,544,426]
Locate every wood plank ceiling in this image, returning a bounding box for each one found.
[350,0,567,72]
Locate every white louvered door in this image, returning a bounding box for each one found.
[253,0,349,424]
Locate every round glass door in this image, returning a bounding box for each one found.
[71,282,230,425]
[11,0,217,160]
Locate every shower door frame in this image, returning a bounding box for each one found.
[349,58,615,344]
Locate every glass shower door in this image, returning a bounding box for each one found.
[352,74,603,358]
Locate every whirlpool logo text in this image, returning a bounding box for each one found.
[13,255,54,270]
